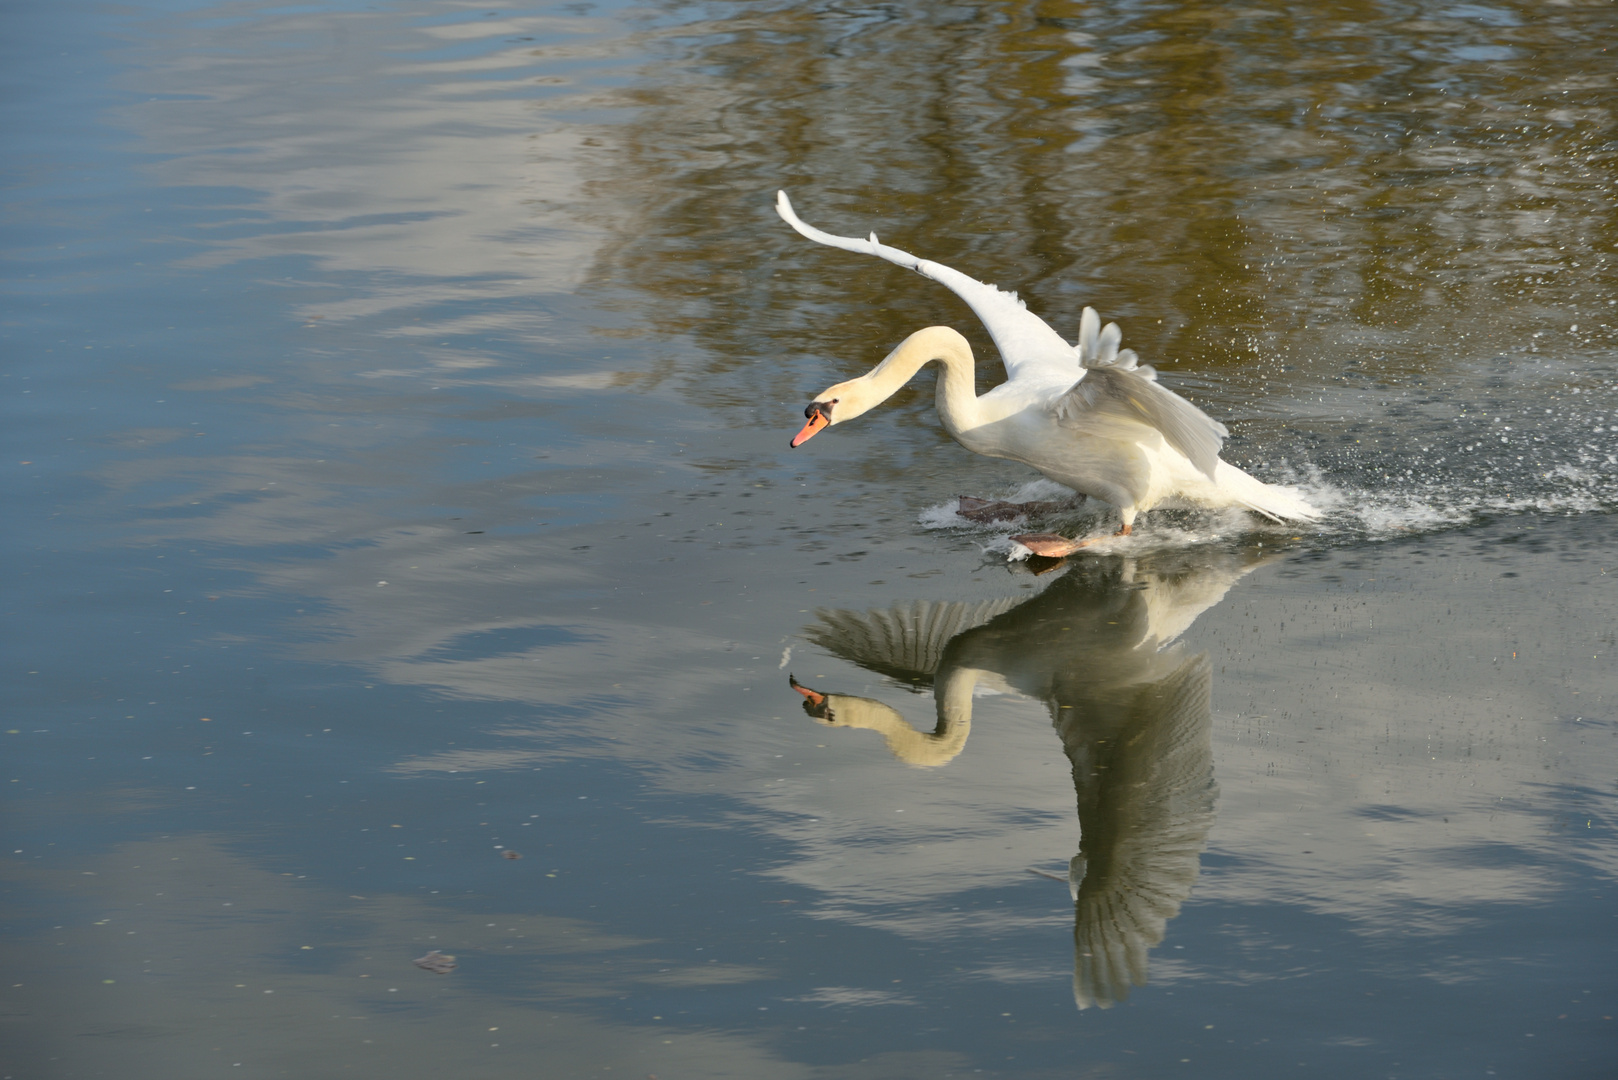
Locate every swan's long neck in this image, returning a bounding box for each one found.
[841,326,981,437]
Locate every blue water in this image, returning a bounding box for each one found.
[3,2,1615,1078]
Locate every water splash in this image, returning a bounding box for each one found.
[919,439,1616,558]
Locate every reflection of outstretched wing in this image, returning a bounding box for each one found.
[806,598,1023,686]
[1062,653,1218,1010]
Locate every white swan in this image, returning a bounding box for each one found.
[777,191,1318,551]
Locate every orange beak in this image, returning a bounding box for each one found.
[790,408,829,447]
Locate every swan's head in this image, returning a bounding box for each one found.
[789,327,967,447]
[788,376,883,447]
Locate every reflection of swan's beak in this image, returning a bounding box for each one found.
[789,674,826,705]
[789,404,830,447]
[788,675,832,720]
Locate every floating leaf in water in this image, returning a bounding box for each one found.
[501,850,522,860]
[412,950,457,974]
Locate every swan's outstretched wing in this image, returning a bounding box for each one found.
[1053,363,1229,479]
[776,191,1078,381]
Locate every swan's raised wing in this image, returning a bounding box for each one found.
[1052,362,1229,479]
[776,191,1078,381]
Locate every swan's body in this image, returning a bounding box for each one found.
[777,191,1318,534]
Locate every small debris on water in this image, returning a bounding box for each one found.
[501,850,522,860]
[412,950,457,974]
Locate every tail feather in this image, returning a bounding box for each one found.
[1211,462,1320,523]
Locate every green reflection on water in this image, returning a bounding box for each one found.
[586,0,1616,401]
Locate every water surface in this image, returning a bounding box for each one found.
[3,2,1615,1077]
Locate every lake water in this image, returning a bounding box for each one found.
[4,2,1615,1077]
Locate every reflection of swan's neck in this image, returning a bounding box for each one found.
[840,326,982,439]
[934,664,979,733]
[881,711,971,768]
[825,665,981,767]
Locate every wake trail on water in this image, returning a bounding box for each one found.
[918,450,1616,559]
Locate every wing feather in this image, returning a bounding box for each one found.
[776,191,1078,380]
[1054,366,1228,479]
[1068,653,1217,1009]
[805,598,1024,685]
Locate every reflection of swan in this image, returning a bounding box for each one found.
[790,597,1022,767]
[794,552,1262,1008]
[777,192,1317,548]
